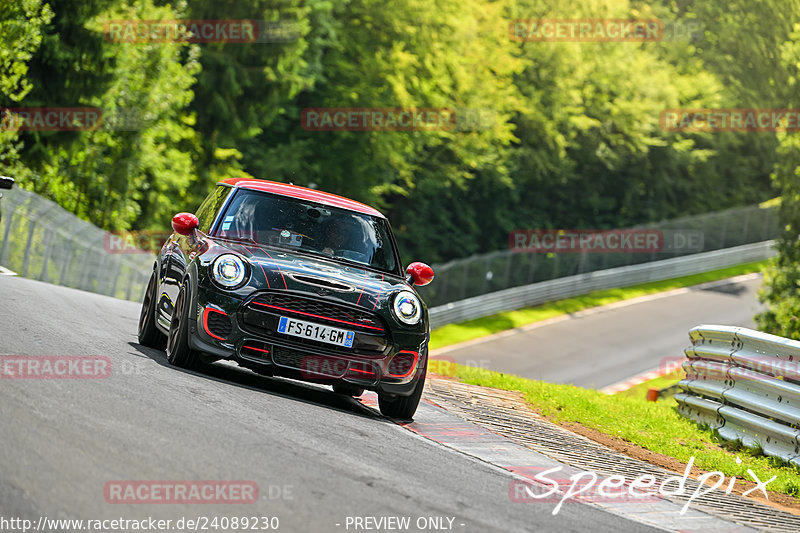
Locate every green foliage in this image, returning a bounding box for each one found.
[0,0,53,178]
[2,0,795,267]
[754,21,800,337]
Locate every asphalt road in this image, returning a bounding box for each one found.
[435,275,764,390]
[0,275,663,533]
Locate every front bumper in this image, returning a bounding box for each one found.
[188,287,428,396]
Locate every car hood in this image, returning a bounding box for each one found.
[212,240,411,311]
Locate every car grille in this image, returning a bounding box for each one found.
[248,293,385,332]
[271,346,347,378]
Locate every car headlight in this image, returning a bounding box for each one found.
[392,291,422,325]
[212,254,248,289]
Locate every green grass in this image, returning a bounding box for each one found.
[429,260,769,351]
[428,363,800,500]
[616,371,683,399]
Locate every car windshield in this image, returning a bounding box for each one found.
[213,189,398,273]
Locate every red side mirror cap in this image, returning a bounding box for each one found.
[172,212,199,236]
[406,262,434,286]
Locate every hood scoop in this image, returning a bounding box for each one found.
[289,274,355,292]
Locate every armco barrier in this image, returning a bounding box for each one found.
[428,241,775,329]
[676,325,800,467]
[0,186,153,301]
[419,203,780,307]
[0,187,776,316]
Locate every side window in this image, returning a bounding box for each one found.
[195,185,231,233]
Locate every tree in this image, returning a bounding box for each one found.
[0,0,53,178]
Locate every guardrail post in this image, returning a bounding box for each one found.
[526,253,537,284]
[0,207,18,266]
[125,270,135,301]
[0,190,30,266]
[77,244,93,290]
[108,259,122,297]
[58,250,72,285]
[38,228,55,281]
[719,212,728,249]
[460,261,469,300]
[21,218,36,277]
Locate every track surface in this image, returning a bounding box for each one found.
[0,276,664,533]
[436,275,763,389]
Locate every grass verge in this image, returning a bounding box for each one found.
[430,260,769,351]
[616,370,683,399]
[427,361,800,500]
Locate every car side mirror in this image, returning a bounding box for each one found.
[406,262,434,286]
[0,176,14,190]
[172,212,199,236]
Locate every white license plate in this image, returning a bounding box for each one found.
[277,316,355,348]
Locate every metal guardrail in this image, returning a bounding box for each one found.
[428,241,775,329]
[418,203,780,307]
[676,325,800,467]
[0,186,153,301]
[0,187,777,321]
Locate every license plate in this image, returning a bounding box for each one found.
[277,316,355,348]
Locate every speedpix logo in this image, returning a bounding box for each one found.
[509,458,775,515]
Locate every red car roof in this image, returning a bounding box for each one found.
[220,178,385,218]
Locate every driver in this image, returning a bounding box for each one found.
[320,216,366,256]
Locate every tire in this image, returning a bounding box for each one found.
[333,384,365,397]
[138,272,167,349]
[378,366,426,419]
[165,285,200,369]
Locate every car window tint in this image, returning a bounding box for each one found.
[195,185,231,233]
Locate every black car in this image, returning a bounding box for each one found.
[138,178,434,418]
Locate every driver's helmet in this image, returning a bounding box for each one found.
[321,215,367,253]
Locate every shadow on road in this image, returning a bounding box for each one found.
[694,281,748,296]
[127,341,385,422]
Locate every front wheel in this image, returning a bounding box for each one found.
[378,366,426,419]
[138,272,166,349]
[166,285,200,370]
